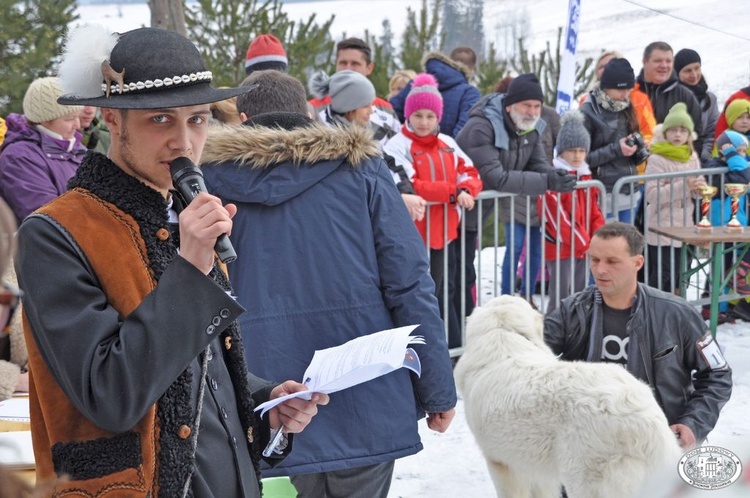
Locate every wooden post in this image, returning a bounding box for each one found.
[148,0,186,36]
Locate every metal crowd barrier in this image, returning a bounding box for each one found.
[611,166,741,307]
[419,167,736,357]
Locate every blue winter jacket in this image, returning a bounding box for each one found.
[391,51,481,138]
[201,115,457,476]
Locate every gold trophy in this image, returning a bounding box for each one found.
[696,185,718,229]
[724,183,749,230]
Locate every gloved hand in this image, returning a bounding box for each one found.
[547,169,577,192]
[721,144,737,158]
[726,154,748,172]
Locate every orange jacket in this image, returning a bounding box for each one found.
[629,84,657,174]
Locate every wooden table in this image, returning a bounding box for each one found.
[0,396,35,485]
[649,225,750,335]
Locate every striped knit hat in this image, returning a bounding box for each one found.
[405,73,443,121]
[23,77,83,124]
[245,34,288,75]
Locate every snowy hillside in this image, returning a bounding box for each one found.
[75,0,750,102]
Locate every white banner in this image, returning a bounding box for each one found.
[555,0,582,115]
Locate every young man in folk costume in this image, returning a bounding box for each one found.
[15,25,327,497]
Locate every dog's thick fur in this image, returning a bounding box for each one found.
[454,296,681,498]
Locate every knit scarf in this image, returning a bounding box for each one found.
[592,85,631,113]
[682,76,710,112]
[650,141,692,162]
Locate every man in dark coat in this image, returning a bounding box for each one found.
[390,51,481,138]
[201,69,457,498]
[545,222,732,449]
[633,41,710,160]
[15,26,325,498]
[456,73,576,299]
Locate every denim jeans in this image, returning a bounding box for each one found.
[501,223,541,296]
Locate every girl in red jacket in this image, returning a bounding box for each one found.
[383,73,482,294]
[539,110,605,313]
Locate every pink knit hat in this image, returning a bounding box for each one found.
[404,73,443,121]
[245,34,288,75]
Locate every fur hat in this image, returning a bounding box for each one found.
[674,49,701,74]
[717,130,749,154]
[504,73,544,106]
[245,34,288,75]
[556,110,590,153]
[308,70,375,114]
[725,99,750,128]
[404,73,443,121]
[600,58,635,89]
[23,77,83,123]
[56,25,250,109]
[662,102,694,134]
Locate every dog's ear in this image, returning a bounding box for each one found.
[467,295,540,342]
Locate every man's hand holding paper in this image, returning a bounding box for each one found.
[255,325,423,417]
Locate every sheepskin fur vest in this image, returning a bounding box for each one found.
[23,153,261,497]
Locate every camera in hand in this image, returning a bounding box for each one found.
[625,132,650,164]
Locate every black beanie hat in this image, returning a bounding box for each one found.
[674,48,701,74]
[505,73,544,106]
[600,58,635,90]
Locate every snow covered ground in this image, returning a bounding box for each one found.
[388,246,750,497]
[75,1,750,495]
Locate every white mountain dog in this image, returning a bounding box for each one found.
[454,295,681,498]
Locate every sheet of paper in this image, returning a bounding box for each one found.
[254,325,422,417]
[0,397,30,422]
[0,431,34,469]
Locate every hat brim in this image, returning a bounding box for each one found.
[58,83,250,109]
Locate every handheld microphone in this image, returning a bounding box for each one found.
[170,157,237,264]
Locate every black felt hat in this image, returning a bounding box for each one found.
[57,26,250,109]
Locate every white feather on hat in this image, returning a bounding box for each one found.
[57,24,120,99]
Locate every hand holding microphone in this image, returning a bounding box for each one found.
[170,157,237,270]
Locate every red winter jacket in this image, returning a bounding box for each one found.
[538,170,605,260]
[383,125,483,249]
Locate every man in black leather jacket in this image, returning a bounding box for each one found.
[544,222,732,450]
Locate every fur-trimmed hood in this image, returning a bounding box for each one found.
[422,51,472,88]
[201,119,381,207]
[201,121,379,168]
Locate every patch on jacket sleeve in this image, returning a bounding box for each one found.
[51,431,142,480]
[696,333,728,370]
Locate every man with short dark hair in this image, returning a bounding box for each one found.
[449,46,477,82]
[544,222,732,450]
[202,68,456,498]
[309,37,400,141]
[237,70,308,119]
[16,26,326,497]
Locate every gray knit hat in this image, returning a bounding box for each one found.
[308,69,375,114]
[556,110,590,153]
[23,77,83,124]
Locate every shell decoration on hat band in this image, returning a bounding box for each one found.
[100,69,213,96]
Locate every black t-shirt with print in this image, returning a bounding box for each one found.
[600,302,631,365]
